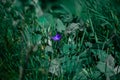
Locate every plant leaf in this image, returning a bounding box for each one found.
[49,59,63,76]
[56,19,66,32]
[96,61,115,76]
[45,46,53,53]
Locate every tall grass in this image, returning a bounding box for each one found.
[0,0,120,80]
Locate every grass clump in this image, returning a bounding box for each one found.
[0,0,120,80]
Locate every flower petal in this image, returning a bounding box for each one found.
[51,34,61,41]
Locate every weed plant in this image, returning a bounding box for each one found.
[0,0,120,80]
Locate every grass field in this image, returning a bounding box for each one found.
[0,0,120,80]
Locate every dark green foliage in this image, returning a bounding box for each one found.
[0,0,120,80]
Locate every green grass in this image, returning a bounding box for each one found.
[0,0,120,80]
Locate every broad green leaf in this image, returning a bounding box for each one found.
[91,49,108,62]
[56,19,66,32]
[38,13,54,27]
[65,23,79,34]
[45,46,53,53]
[106,55,115,69]
[49,59,63,76]
[62,43,76,55]
[96,61,115,76]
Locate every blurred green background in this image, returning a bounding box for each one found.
[0,0,120,80]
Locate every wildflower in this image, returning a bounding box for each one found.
[51,33,61,41]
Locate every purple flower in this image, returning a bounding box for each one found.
[51,33,61,41]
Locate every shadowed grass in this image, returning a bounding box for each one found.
[0,0,120,80]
